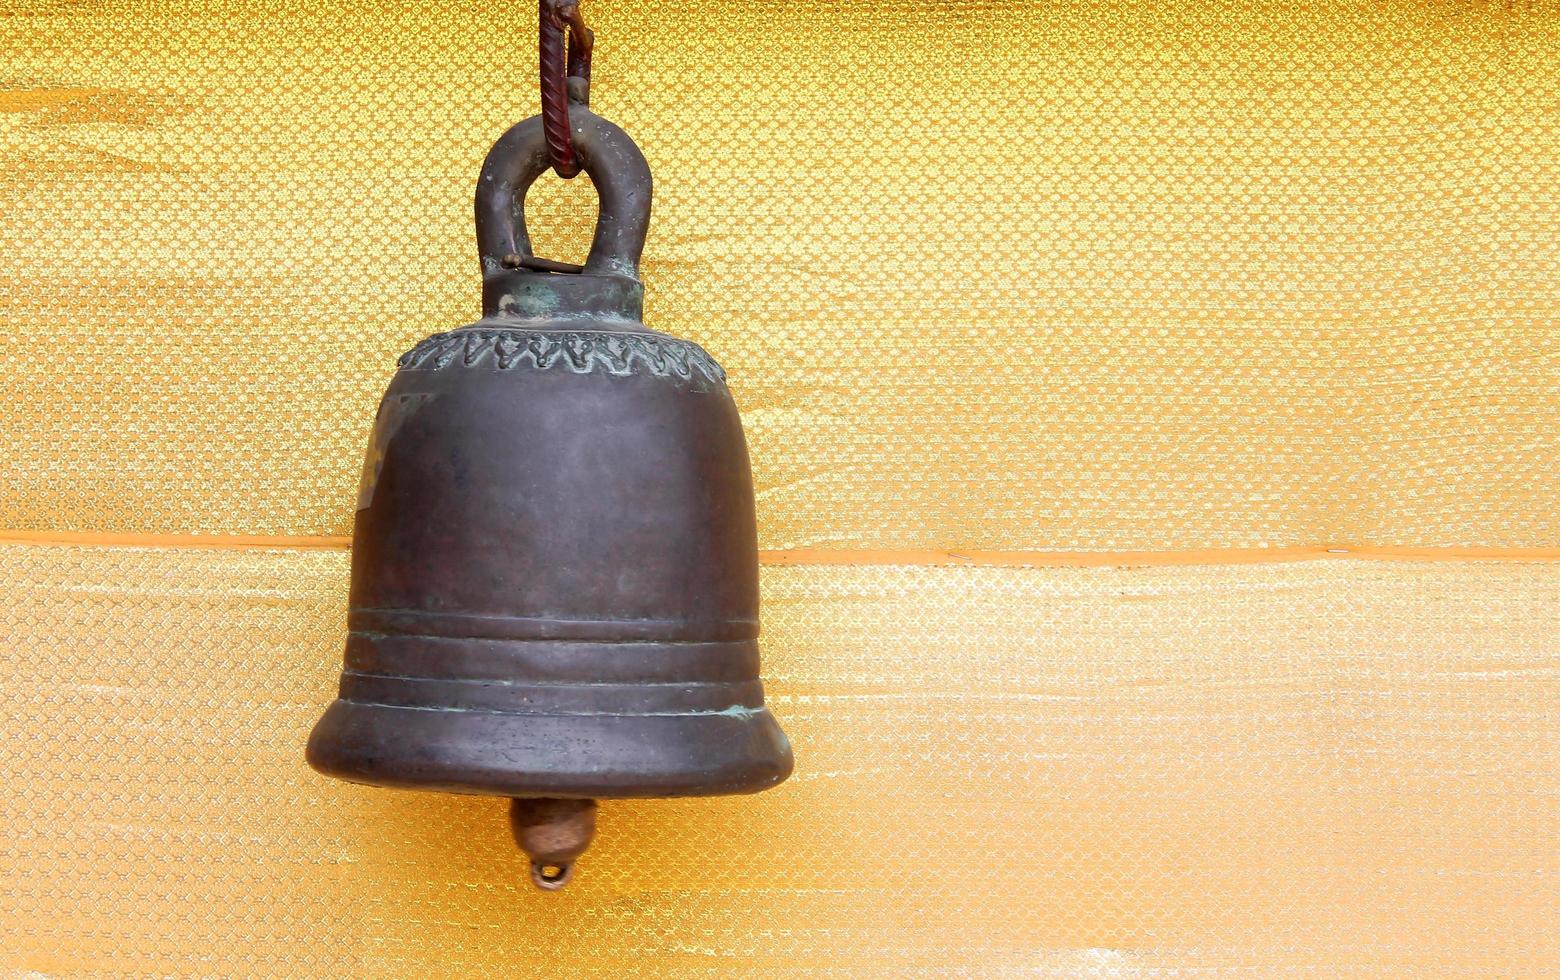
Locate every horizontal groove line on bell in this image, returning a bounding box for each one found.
[349,607,759,642]
[341,669,752,688]
[348,629,752,647]
[334,674,766,714]
[345,632,762,685]
[328,698,774,719]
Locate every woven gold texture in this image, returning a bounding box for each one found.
[3,1,1557,548]
[2,543,1556,975]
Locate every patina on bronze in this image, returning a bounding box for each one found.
[305,70,793,890]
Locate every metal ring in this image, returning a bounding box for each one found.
[475,104,653,280]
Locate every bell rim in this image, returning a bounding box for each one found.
[305,697,794,800]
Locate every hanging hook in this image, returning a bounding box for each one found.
[540,0,594,179]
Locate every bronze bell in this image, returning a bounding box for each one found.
[306,76,793,889]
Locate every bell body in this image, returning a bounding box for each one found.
[307,94,792,808]
[307,320,792,798]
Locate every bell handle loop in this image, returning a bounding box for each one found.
[475,103,652,282]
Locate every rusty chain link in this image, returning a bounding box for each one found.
[539,0,594,179]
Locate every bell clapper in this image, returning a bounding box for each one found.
[509,797,598,892]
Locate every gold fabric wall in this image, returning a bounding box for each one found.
[2,0,1557,974]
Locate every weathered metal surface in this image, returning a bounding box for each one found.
[306,80,793,888]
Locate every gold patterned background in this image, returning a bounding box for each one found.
[2,0,1557,975]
